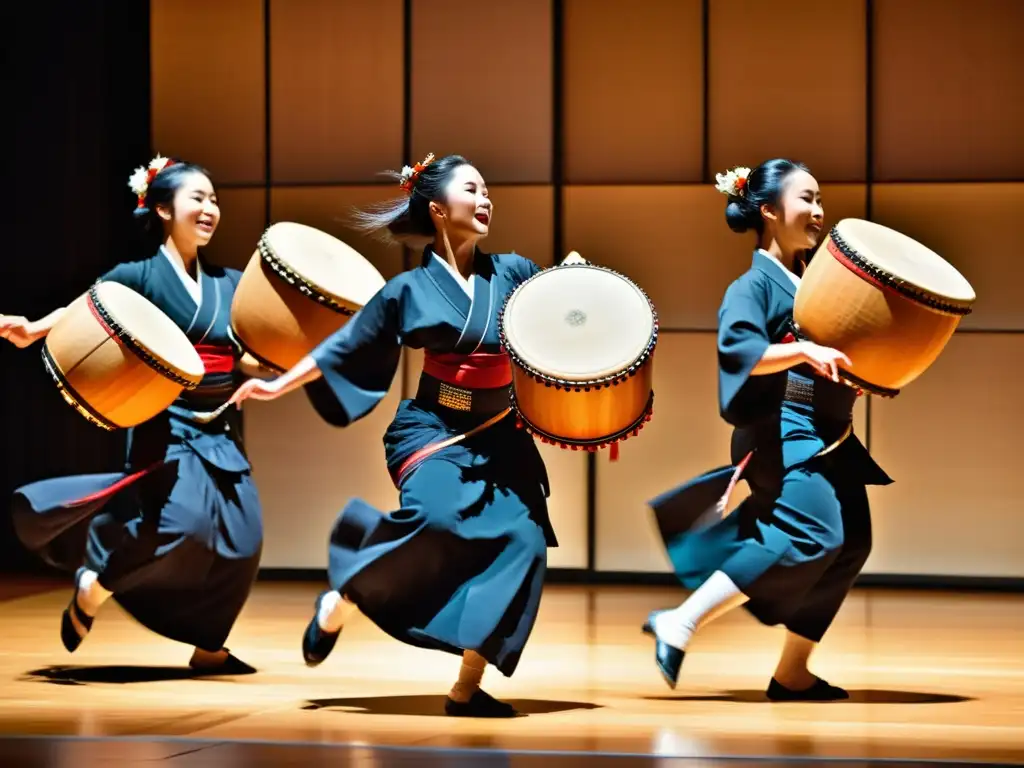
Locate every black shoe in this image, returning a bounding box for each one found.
[302,591,342,667]
[767,676,849,702]
[60,568,94,653]
[654,638,685,690]
[444,689,519,718]
[644,611,684,689]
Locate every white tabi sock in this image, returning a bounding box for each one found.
[654,570,749,651]
[77,569,112,618]
[317,591,357,633]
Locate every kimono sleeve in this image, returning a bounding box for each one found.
[303,286,402,427]
[513,254,542,283]
[96,261,146,293]
[717,274,777,426]
[498,253,542,288]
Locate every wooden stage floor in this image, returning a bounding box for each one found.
[0,579,1021,767]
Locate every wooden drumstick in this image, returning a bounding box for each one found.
[189,401,235,424]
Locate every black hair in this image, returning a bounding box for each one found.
[724,158,810,235]
[132,160,213,250]
[349,154,472,245]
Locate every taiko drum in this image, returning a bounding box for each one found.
[499,261,658,453]
[42,281,204,430]
[793,218,976,396]
[230,222,387,372]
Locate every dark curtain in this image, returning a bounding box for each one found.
[0,3,151,573]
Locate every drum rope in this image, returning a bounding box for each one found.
[391,407,512,487]
[716,423,853,520]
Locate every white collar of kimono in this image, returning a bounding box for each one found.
[431,250,474,299]
[161,245,203,303]
[757,248,801,289]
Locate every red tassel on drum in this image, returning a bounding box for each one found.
[609,442,619,461]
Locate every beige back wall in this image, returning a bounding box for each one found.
[152,0,1024,578]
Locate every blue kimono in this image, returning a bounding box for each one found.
[650,250,892,641]
[303,247,552,677]
[11,249,263,653]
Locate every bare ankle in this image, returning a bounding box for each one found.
[448,681,477,703]
[189,647,229,668]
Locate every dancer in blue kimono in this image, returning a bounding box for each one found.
[644,159,893,700]
[230,153,554,717]
[0,156,270,673]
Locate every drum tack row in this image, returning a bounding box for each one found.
[44,219,976,449]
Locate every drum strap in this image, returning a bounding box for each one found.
[715,423,853,520]
[713,323,856,515]
[390,408,512,488]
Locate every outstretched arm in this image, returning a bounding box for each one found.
[3,262,147,349]
[229,354,322,405]
[227,286,402,427]
[0,307,67,348]
[751,341,851,382]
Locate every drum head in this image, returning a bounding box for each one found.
[263,222,386,306]
[503,265,655,382]
[832,219,975,304]
[95,281,204,381]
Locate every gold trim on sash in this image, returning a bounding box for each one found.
[715,422,855,520]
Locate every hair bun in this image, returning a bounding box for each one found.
[725,198,757,234]
[717,158,810,237]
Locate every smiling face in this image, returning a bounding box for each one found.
[431,164,493,241]
[762,169,824,253]
[155,171,220,250]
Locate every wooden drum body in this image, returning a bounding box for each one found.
[794,218,976,397]
[43,282,204,430]
[230,222,387,372]
[498,262,658,452]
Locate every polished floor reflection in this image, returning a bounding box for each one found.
[0,579,1021,766]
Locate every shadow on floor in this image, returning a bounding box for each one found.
[644,688,974,704]
[304,694,602,717]
[21,664,256,685]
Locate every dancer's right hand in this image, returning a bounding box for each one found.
[799,341,852,383]
[0,316,37,348]
[228,377,285,407]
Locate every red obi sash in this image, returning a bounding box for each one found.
[422,351,512,389]
[195,344,234,375]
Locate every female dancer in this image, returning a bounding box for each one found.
[644,159,892,700]
[0,156,269,673]
[229,153,554,717]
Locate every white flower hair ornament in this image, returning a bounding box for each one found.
[715,166,751,198]
[128,154,175,209]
